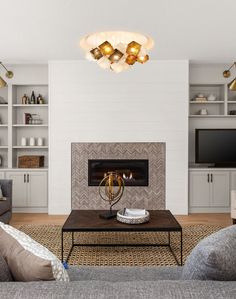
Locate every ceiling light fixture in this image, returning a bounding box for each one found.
[80,31,154,73]
[0,62,14,88]
[223,62,236,91]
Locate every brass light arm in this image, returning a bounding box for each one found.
[223,62,236,91]
[0,62,14,79]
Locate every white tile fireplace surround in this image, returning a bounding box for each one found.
[71,142,165,210]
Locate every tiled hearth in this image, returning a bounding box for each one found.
[71,142,165,210]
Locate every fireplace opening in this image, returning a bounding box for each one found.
[88,159,149,186]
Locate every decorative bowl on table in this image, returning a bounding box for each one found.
[117,208,150,224]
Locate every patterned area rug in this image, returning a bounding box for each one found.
[19,224,222,266]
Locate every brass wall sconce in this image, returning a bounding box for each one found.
[223,62,236,91]
[0,62,14,88]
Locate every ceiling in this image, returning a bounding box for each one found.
[1,0,236,63]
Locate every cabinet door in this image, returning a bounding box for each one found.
[230,171,236,191]
[27,172,47,207]
[6,172,27,207]
[0,172,5,179]
[211,172,230,207]
[189,171,211,207]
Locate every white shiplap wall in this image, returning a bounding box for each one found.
[49,60,189,215]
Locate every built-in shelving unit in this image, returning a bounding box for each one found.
[0,84,48,169]
[189,84,236,117]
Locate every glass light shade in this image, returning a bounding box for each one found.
[99,41,114,56]
[111,61,129,73]
[0,76,7,88]
[80,31,154,73]
[228,78,236,91]
[97,56,110,70]
[223,70,231,78]
[90,48,103,60]
[126,41,141,56]
[108,49,124,63]
[137,54,149,64]
[125,55,137,65]
[85,52,96,61]
[116,42,127,53]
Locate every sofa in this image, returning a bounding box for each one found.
[1,217,236,298]
[0,266,236,299]
[0,180,12,224]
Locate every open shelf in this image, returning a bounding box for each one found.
[13,104,48,107]
[13,124,48,127]
[189,115,236,118]
[13,146,48,149]
[190,101,224,104]
[0,84,49,169]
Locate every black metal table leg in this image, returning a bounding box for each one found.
[61,231,64,263]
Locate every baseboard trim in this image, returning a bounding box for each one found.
[13,207,48,213]
[189,207,230,213]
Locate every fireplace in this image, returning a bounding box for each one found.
[88,159,149,186]
[72,142,165,210]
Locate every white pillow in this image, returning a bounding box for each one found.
[0,185,6,201]
[0,222,70,282]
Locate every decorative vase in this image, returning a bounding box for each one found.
[21,137,27,146]
[29,137,35,146]
[207,94,216,101]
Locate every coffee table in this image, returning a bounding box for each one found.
[61,210,183,265]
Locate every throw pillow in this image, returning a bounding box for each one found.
[0,222,69,282]
[181,225,236,281]
[0,253,13,282]
[0,185,6,201]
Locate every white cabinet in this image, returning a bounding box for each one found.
[6,171,47,210]
[190,171,210,207]
[211,172,229,207]
[189,169,230,212]
[28,172,47,207]
[230,171,236,190]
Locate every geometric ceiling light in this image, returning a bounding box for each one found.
[0,62,14,88]
[223,62,236,91]
[80,31,154,73]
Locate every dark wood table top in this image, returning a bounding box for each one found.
[62,210,182,232]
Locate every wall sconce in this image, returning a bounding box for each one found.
[0,62,14,88]
[223,62,236,91]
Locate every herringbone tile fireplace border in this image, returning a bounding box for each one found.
[71,143,165,210]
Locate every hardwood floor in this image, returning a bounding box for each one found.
[10,213,232,228]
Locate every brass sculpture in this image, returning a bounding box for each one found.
[99,171,124,219]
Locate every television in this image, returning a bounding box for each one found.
[195,129,236,167]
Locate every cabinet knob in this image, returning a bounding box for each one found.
[24,174,26,183]
[27,174,29,183]
[211,174,213,183]
[207,174,210,183]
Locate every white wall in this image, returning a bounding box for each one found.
[3,64,48,85]
[49,60,189,215]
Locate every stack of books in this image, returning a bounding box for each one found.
[194,95,207,102]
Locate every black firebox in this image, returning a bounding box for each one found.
[88,159,149,186]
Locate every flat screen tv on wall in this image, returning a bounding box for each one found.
[195,129,236,167]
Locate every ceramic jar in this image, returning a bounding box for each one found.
[29,137,35,146]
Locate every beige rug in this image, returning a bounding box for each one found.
[19,224,223,266]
